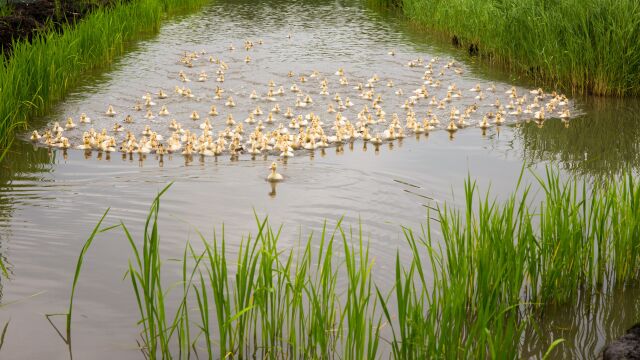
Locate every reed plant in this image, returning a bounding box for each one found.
[63,168,640,358]
[0,0,210,159]
[368,0,640,97]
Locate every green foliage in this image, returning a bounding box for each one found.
[0,0,211,159]
[370,0,640,97]
[67,169,640,358]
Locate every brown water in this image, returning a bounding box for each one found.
[1,0,639,358]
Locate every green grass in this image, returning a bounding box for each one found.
[368,0,640,97]
[60,168,640,358]
[0,0,211,160]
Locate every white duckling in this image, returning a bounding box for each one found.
[65,117,76,130]
[159,105,170,116]
[79,113,91,124]
[267,161,284,182]
[478,116,491,129]
[105,105,117,117]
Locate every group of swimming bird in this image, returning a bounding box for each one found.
[31,37,574,181]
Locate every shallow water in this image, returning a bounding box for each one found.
[1,0,639,358]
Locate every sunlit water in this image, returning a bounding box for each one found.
[1,0,639,358]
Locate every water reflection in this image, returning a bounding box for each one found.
[0,141,54,303]
[516,98,640,178]
[521,285,640,359]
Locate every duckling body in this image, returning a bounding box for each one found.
[267,162,283,182]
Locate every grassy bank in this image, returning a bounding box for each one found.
[60,169,640,358]
[0,0,210,159]
[368,0,640,97]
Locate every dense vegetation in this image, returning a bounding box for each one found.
[368,0,640,97]
[0,0,210,159]
[61,169,640,358]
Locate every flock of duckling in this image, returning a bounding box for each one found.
[31,37,575,182]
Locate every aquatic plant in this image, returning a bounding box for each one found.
[62,168,640,358]
[0,0,211,159]
[368,0,640,97]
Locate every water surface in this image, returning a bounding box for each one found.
[1,0,639,358]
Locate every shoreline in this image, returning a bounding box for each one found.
[0,0,211,159]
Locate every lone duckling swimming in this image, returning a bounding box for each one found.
[267,161,284,182]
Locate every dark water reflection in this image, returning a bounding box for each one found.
[0,0,638,358]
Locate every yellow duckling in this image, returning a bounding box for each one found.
[266,112,275,124]
[284,107,294,119]
[105,105,117,117]
[156,144,166,155]
[209,105,218,116]
[30,130,41,141]
[370,133,383,145]
[225,96,236,107]
[494,113,505,125]
[79,113,91,124]
[478,116,491,129]
[534,108,545,120]
[244,56,251,64]
[159,105,170,116]
[198,71,208,82]
[145,109,155,119]
[158,89,168,99]
[267,162,284,182]
[65,117,76,129]
[226,114,236,126]
[245,113,256,124]
[446,119,458,132]
[76,136,93,150]
[253,106,263,116]
[124,114,134,124]
[272,104,281,113]
[182,142,195,155]
[113,123,124,132]
[559,108,570,119]
[58,137,71,149]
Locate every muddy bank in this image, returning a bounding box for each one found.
[0,0,127,56]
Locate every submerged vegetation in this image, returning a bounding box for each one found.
[60,169,640,358]
[368,0,640,97]
[0,0,210,159]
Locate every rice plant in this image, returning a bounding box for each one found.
[62,168,640,358]
[0,0,211,159]
[369,0,640,97]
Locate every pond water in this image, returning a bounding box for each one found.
[1,0,639,358]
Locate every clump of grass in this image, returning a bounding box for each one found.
[62,168,640,358]
[369,0,640,97]
[0,0,211,159]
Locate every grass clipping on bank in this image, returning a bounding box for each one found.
[0,0,210,159]
[370,0,640,97]
[59,168,640,359]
